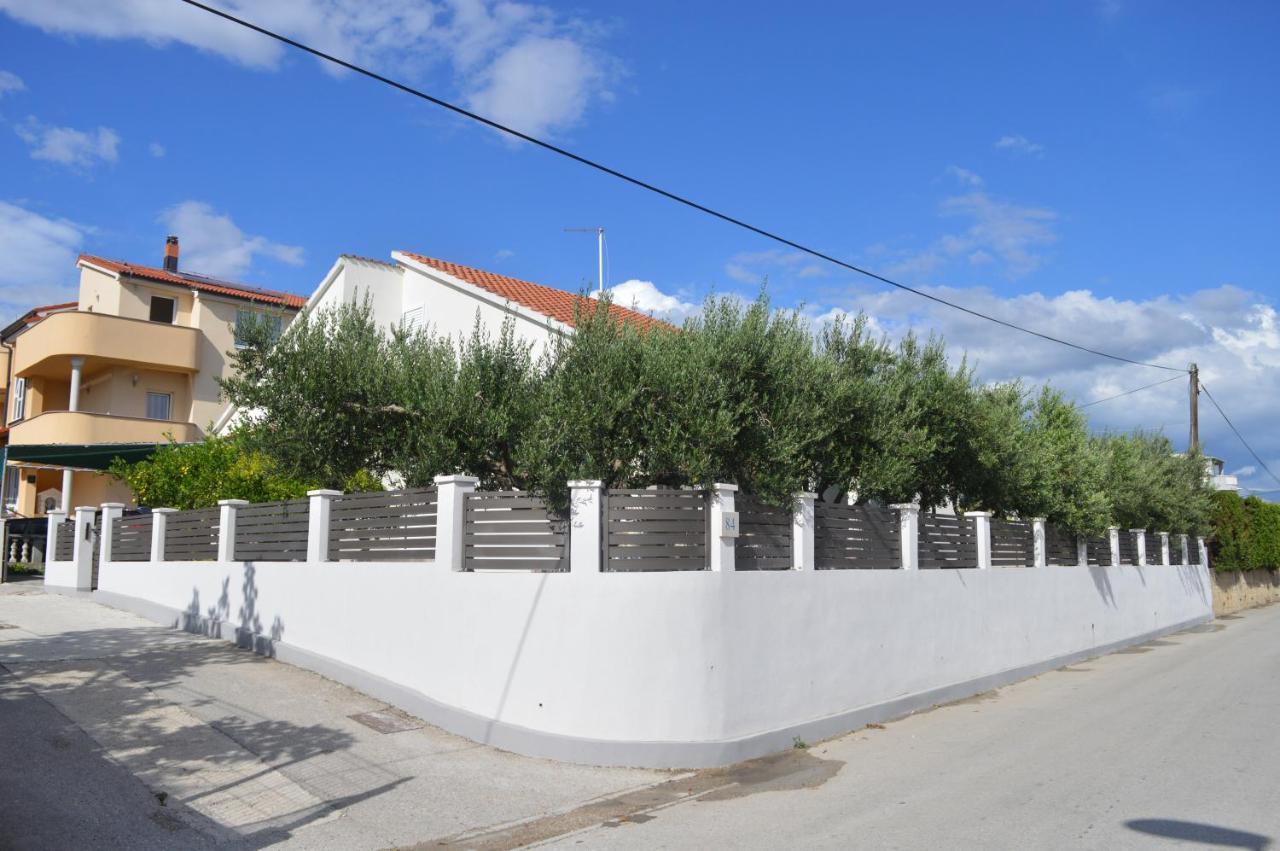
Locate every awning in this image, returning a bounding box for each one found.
[5,443,179,471]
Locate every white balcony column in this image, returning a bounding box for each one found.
[1159,532,1171,566]
[892,504,920,571]
[217,499,248,562]
[70,505,95,590]
[1178,534,1190,566]
[68,356,84,412]
[1031,518,1047,568]
[791,492,817,571]
[306,490,343,563]
[434,475,479,572]
[708,483,738,573]
[46,509,66,561]
[965,511,993,570]
[151,508,176,562]
[1108,527,1121,566]
[60,469,74,514]
[99,502,124,565]
[568,480,604,574]
[1132,529,1147,566]
[1076,537,1089,568]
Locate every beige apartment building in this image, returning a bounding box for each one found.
[1,237,303,517]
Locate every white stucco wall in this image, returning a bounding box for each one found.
[92,559,1213,768]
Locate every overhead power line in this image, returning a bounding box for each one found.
[177,0,1187,375]
[1080,374,1185,408]
[1199,381,1280,489]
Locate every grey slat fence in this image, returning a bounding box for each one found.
[1116,533,1138,566]
[329,488,437,561]
[234,499,310,561]
[605,489,707,572]
[111,513,153,562]
[54,520,74,561]
[1045,524,1078,566]
[1188,539,1201,565]
[736,496,792,571]
[813,502,900,569]
[164,507,220,561]
[1144,532,1162,564]
[919,513,978,569]
[1085,536,1112,567]
[1170,537,1184,565]
[990,519,1033,567]
[464,491,567,571]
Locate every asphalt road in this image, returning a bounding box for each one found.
[541,603,1280,850]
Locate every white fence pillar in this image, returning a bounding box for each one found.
[151,508,176,562]
[1132,529,1147,566]
[709,483,738,573]
[1108,527,1121,566]
[1076,536,1089,567]
[1159,532,1171,566]
[892,504,919,571]
[1178,534,1190,566]
[217,499,247,562]
[1197,536,1209,568]
[307,489,342,562]
[791,492,816,570]
[99,502,124,564]
[966,511,992,570]
[434,475,479,572]
[46,509,66,561]
[71,506,95,590]
[1031,518,1046,568]
[569,480,603,574]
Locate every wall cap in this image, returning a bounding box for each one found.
[433,475,480,485]
[567,480,604,489]
[100,502,126,509]
[151,507,179,514]
[963,511,993,518]
[218,499,250,506]
[307,489,343,497]
[889,503,920,512]
[711,482,739,493]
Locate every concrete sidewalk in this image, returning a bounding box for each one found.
[0,585,667,849]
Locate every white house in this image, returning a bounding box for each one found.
[215,250,663,434]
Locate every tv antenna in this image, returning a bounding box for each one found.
[564,227,605,294]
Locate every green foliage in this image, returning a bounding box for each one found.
[214,291,1220,533]
[107,433,315,509]
[1210,491,1280,572]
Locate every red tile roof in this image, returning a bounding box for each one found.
[79,255,306,309]
[398,252,670,332]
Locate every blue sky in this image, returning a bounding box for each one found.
[1,1,1277,495]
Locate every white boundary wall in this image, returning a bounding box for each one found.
[92,557,1213,768]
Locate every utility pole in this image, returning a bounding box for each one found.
[564,227,605,294]
[1189,362,1199,453]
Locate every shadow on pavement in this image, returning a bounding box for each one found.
[1126,819,1271,850]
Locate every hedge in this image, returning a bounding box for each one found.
[1209,492,1280,572]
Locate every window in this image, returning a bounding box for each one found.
[401,306,424,333]
[235,309,283,348]
[145,392,172,421]
[10,377,25,422]
[149,295,176,324]
[2,468,17,511]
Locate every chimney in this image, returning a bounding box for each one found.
[164,235,179,272]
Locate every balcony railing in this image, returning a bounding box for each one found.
[13,311,199,378]
[8,411,200,446]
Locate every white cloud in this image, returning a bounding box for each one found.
[726,249,829,285]
[148,141,166,157]
[15,117,119,168]
[0,201,85,314]
[159,201,304,279]
[599,279,698,324]
[884,192,1058,281]
[494,248,515,260]
[0,69,24,96]
[994,134,1045,157]
[945,165,984,187]
[0,0,617,138]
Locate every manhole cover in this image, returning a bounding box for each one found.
[349,708,424,734]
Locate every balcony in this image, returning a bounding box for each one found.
[13,311,200,379]
[8,411,200,447]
